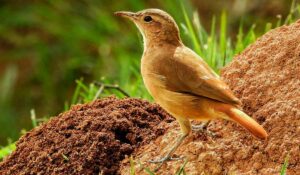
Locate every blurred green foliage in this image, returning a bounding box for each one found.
[0,142,15,161]
[0,0,298,146]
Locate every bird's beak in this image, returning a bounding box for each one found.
[114,11,138,21]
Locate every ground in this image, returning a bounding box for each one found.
[0,97,174,175]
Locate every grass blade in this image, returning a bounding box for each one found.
[280,155,289,175]
[207,15,216,66]
[30,109,37,128]
[130,156,136,175]
[219,10,227,65]
[137,161,156,175]
[180,1,201,55]
[175,159,188,175]
[0,143,16,160]
[264,22,272,33]
[143,167,156,175]
[71,78,83,105]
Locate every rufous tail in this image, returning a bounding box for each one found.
[218,106,268,139]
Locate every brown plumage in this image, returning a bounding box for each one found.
[115,8,267,171]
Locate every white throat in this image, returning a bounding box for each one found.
[135,23,147,53]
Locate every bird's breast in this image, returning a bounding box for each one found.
[141,52,166,98]
[141,69,166,99]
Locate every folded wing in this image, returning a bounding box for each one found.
[165,46,241,106]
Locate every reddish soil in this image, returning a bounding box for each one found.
[0,97,174,175]
[120,20,300,174]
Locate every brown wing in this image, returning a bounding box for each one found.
[165,46,241,106]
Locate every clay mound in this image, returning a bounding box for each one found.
[0,97,174,175]
[120,21,300,174]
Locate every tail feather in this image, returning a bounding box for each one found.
[217,106,268,139]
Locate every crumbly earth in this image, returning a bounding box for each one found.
[120,20,300,174]
[0,97,174,175]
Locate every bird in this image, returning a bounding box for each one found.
[115,9,268,171]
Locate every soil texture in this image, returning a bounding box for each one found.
[0,97,174,175]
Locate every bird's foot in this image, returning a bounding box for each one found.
[148,155,184,172]
[147,134,188,172]
[192,122,215,137]
[148,155,184,164]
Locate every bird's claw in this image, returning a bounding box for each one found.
[148,156,185,172]
[147,134,188,172]
[148,156,184,164]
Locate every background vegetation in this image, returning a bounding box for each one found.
[0,0,298,150]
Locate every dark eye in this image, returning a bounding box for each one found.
[144,16,152,22]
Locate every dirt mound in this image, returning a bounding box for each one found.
[0,97,174,175]
[120,21,300,174]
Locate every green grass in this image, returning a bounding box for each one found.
[0,142,15,161]
[174,159,188,175]
[280,155,289,175]
[180,0,300,72]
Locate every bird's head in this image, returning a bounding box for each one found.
[115,9,181,47]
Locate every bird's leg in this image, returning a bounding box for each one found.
[149,134,187,163]
[149,133,188,171]
[192,121,215,136]
[148,118,191,172]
